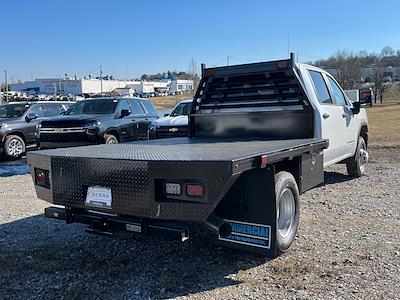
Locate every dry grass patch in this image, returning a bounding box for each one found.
[147,94,193,110]
[366,104,400,148]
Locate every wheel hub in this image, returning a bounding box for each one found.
[277,188,295,239]
[359,148,368,173]
[8,139,23,156]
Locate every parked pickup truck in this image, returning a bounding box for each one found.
[37,97,158,149]
[28,54,368,257]
[148,99,192,139]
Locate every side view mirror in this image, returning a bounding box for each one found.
[351,101,361,115]
[25,112,39,122]
[164,113,169,117]
[120,109,130,118]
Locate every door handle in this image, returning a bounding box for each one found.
[322,112,330,119]
[342,113,347,118]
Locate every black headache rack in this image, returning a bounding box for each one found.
[189,53,313,139]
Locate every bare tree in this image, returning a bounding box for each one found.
[330,50,362,89]
[371,65,386,103]
[188,58,200,92]
[380,46,395,57]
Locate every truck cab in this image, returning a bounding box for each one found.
[297,64,368,170]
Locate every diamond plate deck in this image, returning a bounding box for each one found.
[28,137,327,221]
[33,137,326,163]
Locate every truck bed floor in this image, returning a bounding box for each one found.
[34,137,326,163]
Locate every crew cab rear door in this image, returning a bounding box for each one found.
[129,99,149,139]
[307,69,346,165]
[117,100,137,142]
[324,75,357,157]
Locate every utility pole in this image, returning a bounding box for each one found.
[4,70,8,103]
[58,77,61,96]
[227,56,230,66]
[100,65,103,96]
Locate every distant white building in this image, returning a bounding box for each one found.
[168,79,194,93]
[10,78,140,95]
[113,87,135,97]
[10,77,195,96]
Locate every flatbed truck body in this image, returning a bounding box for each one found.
[27,53,368,256]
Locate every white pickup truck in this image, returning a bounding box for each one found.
[28,54,369,257]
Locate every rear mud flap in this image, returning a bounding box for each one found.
[214,165,278,256]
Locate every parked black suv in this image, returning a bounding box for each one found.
[0,101,73,158]
[37,97,158,149]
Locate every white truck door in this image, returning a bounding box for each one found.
[325,76,357,157]
[307,70,346,165]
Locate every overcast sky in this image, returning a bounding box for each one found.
[1,0,400,82]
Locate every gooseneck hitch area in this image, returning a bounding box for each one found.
[44,207,190,242]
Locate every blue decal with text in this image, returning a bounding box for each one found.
[219,220,271,249]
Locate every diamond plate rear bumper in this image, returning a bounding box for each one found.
[29,153,237,221]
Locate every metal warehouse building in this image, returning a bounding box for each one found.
[10,78,140,95]
[11,77,194,96]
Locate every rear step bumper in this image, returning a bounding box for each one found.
[45,207,190,242]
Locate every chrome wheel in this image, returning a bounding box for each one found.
[358,146,368,174]
[107,138,117,144]
[277,188,296,239]
[8,138,24,157]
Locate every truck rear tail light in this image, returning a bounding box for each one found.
[186,184,204,197]
[35,168,50,188]
[165,183,181,195]
[260,155,268,168]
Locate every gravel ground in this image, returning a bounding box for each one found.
[0,147,399,299]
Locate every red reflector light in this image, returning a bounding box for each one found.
[186,184,204,197]
[37,171,46,183]
[261,155,268,167]
[205,68,214,76]
[277,60,288,69]
[35,168,50,188]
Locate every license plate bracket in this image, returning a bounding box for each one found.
[85,186,112,209]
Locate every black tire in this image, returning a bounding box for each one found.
[105,134,118,144]
[346,137,367,178]
[4,135,26,159]
[275,171,300,253]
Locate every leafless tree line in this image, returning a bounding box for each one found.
[313,46,400,103]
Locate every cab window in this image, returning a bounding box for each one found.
[326,76,347,106]
[308,70,332,104]
[118,100,131,114]
[59,103,72,113]
[141,101,157,116]
[28,104,46,118]
[129,100,145,115]
[44,103,61,117]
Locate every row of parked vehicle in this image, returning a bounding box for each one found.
[0,98,191,159]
